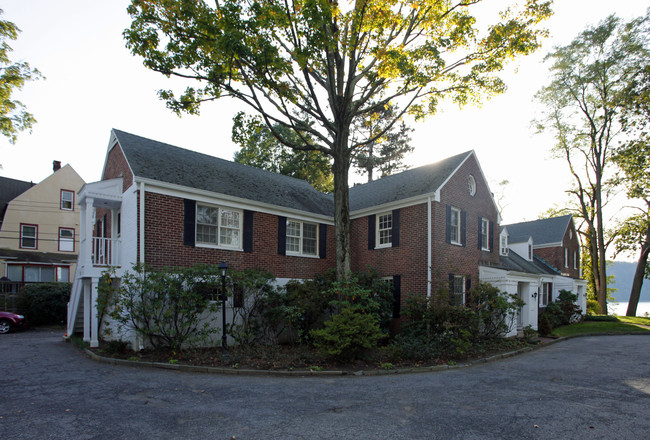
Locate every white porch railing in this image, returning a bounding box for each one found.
[92,237,120,266]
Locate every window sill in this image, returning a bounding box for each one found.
[195,243,243,252]
[374,244,393,250]
[286,252,320,259]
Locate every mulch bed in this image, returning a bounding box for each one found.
[91,338,535,372]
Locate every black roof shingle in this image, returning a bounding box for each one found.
[504,215,573,245]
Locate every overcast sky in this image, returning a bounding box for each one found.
[1,1,648,230]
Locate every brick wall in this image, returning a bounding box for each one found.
[102,142,134,192]
[350,154,501,302]
[142,192,336,278]
[534,220,581,279]
[432,155,500,292]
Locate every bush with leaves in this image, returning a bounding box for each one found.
[108,264,219,352]
[226,268,278,345]
[309,277,391,361]
[310,304,384,362]
[18,282,71,326]
[467,283,524,339]
[538,290,583,335]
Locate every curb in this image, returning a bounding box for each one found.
[81,343,541,377]
[80,332,649,377]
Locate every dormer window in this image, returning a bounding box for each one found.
[500,233,509,256]
[528,243,533,260]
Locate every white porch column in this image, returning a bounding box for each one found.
[83,279,91,343]
[83,198,95,266]
[90,278,99,348]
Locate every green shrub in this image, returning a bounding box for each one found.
[310,303,384,361]
[18,282,71,326]
[108,264,219,352]
[584,314,620,322]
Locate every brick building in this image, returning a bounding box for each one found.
[68,129,586,346]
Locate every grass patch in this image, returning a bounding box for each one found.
[554,319,650,337]
[616,315,650,326]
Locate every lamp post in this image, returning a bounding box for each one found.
[219,261,228,355]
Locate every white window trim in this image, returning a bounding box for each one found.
[58,227,75,252]
[195,203,243,250]
[20,224,37,249]
[573,251,578,270]
[376,212,393,249]
[452,275,466,306]
[564,247,569,268]
[481,217,490,251]
[286,219,319,257]
[61,190,74,211]
[500,234,509,256]
[450,207,462,246]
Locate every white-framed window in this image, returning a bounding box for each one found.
[539,282,552,307]
[500,233,509,256]
[376,212,393,247]
[564,247,569,267]
[61,190,74,211]
[573,251,578,270]
[528,243,533,260]
[481,218,490,251]
[20,224,37,249]
[450,207,461,245]
[286,220,318,256]
[58,228,75,252]
[196,204,242,249]
[451,275,466,306]
[467,175,476,196]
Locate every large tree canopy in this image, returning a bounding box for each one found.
[534,12,650,314]
[125,0,552,278]
[0,9,41,145]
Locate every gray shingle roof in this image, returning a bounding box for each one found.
[0,176,34,218]
[503,215,573,245]
[349,151,471,211]
[113,129,334,217]
[482,250,559,275]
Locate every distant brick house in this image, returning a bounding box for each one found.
[68,129,585,346]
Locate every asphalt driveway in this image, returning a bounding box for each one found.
[1,329,649,440]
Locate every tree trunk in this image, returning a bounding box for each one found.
[626,223,650,317]
[333,149,352,280]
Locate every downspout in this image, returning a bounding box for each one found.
[139,181,145,263]
[427,195,432,298]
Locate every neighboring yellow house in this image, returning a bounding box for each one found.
[0,162,85,283]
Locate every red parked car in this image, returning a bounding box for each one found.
[0,311,25,334]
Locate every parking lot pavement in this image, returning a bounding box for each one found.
[1,329,649,440]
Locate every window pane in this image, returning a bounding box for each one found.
[24,267,39,282]
[219,227,240,247]
[378,214,392,245]
[220,210,240,228]
[21,225,37,248]
[60,229,74,252]
[197,224,218,243]
[450,210,459,243]
[286,221,301,237]
[57,267,70,282]
[7,265,22,282]
[286,236,300,253]
[197,206,218,225]
[61,190,74,210]
[302,224,317,255]
[41,267,55,282]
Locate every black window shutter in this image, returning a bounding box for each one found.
[277,216,286,255]
[445,205,451,243]
[319,223,327,259]
[461,210,467,246]
[478,216,483,250]
[243,210,254,253]
[465,277,472,305]
[392,209,400,247]
[489,221,494,252]
[183,199,196,246]
[392,275,401,318]
[368,214,376,250]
